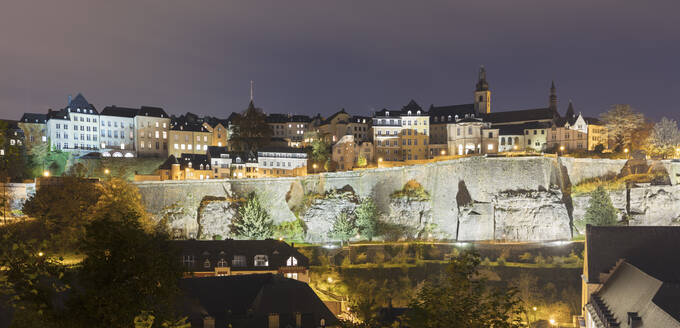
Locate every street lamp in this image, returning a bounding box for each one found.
[624,148,629,159]
[440,150,446,156]
[104,168,110,175]
[43,170,50,177]
[549,318,557,326]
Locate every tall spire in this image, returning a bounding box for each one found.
[566,100,575,119]
[250,80,254,102]
[549,81,557,112]
[475,66,489,91]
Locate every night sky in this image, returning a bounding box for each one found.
[1,0,678,121]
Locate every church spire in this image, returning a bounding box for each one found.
[549,81,558,112]
[250,80,254,102]
[475,66,489,91]
[565,100,575,119]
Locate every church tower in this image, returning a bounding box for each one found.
[549,81,558,112]
[474,66,491,115]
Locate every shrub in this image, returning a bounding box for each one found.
[390,180,430,201]
[355,198,379,241]
[481,257,492,266]
[275,219,306,240]
[212,234,223,240]
[497,254,506,266]
[519,252,533,262]
[534,254,546,266]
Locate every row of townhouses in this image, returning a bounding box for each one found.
[3,67,608,175]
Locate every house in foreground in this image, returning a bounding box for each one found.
[582,225,680,327]
[179,274,339,327]
[172,239,310,283]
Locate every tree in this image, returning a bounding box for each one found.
[308,138,331,170]
[228,101,273,152]
[91,178,155,232]
[328,211,357,245]
[69,212,184,327]
[232,192,274,239]
[600,104,645,152]
[22,177,102,251]
[646,117,680,159]
[0,231,68,327]
[584,186,618,226]
[355,198,379,241]
[405,252,525,328]
[357,154,367,167]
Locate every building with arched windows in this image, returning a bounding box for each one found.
[172,239,310,282]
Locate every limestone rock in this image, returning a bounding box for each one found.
[493,190,571,241]
[301,192,358,243]
[197,199,239,239]
[384,198,434,238]
[629,185,680,226]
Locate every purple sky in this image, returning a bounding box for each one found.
[1,0,678,122]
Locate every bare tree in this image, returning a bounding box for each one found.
[646,117,680,159]
[600,104,645,151]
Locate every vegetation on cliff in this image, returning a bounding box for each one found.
[390,180,430,201]
[232,192,274,239]
[584,186,618,226]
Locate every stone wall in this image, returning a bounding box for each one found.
[0,182,35,214]
[133,156,680,242]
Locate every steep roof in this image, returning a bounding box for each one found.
[172,239,310,272]
[373,108,402,117]
[46,109,70,121]
[322,108,350,124]
[266,113,312,123]
[177,154,210,168]
[171,118,210,132]
[137,106,169,118]
[158,155,180,170]
[484,107,556,124]
[584,116,603,125]
[19,113,47,124]
[207,146,230,158]
[586,225,680,284]
[100,106,138,118]
[65,93,98,114]
[401,99,425,115]
[178,274,338,328]
[257,146,308,154]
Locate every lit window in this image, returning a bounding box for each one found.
[287,256,298,266]
[232,255,246,267]
[182,255,195,268]
[254,255,269,267]
[203,259,211,268]
[286,273,298,280]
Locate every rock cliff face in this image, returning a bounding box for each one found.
[133,157,680,242]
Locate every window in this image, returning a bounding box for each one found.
[254,255,269,267]
[286,273,298,280]
[287,256,298,266]
[182,255,195,267]
[232,255,246,267]
[203,259,211,268]
[488,132,493,138]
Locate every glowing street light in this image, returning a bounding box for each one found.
[37,251,44,257]
[624,148,629,153]
[559,146,565,152]
[327,277,334,283]
[43,170,50,177]
[104,168,110,175]
[532,306,537,311]
[440,150,446,156]
[549,318,557,326]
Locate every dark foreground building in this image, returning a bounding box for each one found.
[179,274,339,328]
[582,225,680,327]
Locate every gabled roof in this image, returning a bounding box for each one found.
[584,117,602,125]
[484,107,556,124]
[19,113,47,124]
[265,113,312,124]
[178,274,338,328]
[137,106,169,118]
[172,239,310,271]
[170,118,210,132]
[496,124,526,135]
[207,146,230,158]
[401,99,423,114]
[429,103,475,123]
[373,108,402,117]
[586,225,680,284]
[65,93,98,114]
[257,146,308,155]
[322,108,351,124]
[47,109,70,121]
[158,155,180,170]
[100,106,138,118]
[177,154,210,168]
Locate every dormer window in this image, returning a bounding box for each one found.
[216,258,228,267]
[232,255,246,267]
[287,256,298,266]
[385,111,389,116]
[203,259,211,268]
[417,110,421,115]
[77,108,81,112]
[407,110,412,115]
[188,162,192,168]
[254,255,269,267]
